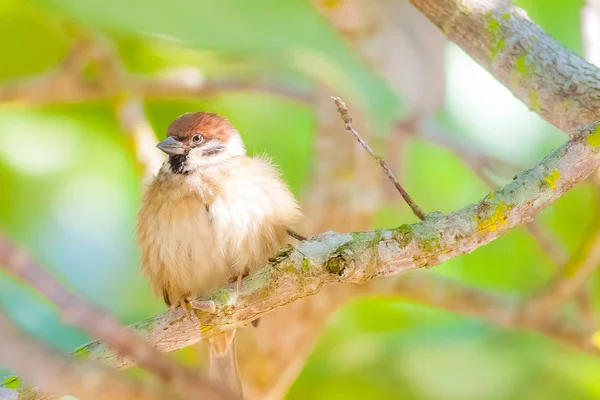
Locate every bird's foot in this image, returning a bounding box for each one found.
[174,293,196,321]
[230,268,249,296]
[188,297,217,314]
[173,293,216,320]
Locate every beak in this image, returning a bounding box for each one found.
[156,137,185,156]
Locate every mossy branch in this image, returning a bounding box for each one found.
[4,121,600,399]
[409,0,600,134]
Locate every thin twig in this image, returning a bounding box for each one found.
[331,96,426,220]
[0,233,228,400]
[0,310,174,400]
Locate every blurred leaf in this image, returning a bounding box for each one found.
[30,0,402,126]
[0,0,70,79]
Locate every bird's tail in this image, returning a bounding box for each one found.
[208,330,243,399]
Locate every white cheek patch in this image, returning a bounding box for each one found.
[183,133,247,171]
[184,147,208,170]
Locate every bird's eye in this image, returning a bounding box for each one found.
[192,134,204,144]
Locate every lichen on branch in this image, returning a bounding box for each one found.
[409,0,600,134]
[3,121,595,392]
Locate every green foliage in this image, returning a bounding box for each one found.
[31,0,403,126]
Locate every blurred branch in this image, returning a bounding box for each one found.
[409,0,600,135]
[332,96,426,220]
[392,272,597,354]
[521,221,569,267]
[116,98,165,183]
[0,310,174,400]
[524,211,600,324]
[136,74,313,104]
[0,40,312,106]
[0,37,312,186]
[0,233,227,400]
[1,120,596,387]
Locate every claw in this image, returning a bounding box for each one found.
[179,295,192,319]
[236,273,243,295]
[172,292,198,321]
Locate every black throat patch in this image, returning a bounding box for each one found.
[169,155,189,174]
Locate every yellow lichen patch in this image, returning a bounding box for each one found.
[544,169,561,189]
[511,55,532,86]
[529,90,540,112]
[474,201,508,233]
[490,40,506,60]
[587,125,600,147]
[485,12,506,60]
[200,325,213,334]
[460,3,472,14]
[2,376,20,389]
[486,11,499,33]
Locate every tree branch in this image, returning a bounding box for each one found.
[409,0,600,134]
[0,42,312,107]
[0,311,175,400]
[411,120,597,327]
[405,121,570,267]
[391,272,597,355]
[0,234,227,400]
[525,212,600,322]
[1,120,595,398]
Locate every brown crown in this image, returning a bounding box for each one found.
[166,112,236,142]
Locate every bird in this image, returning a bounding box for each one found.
[136,112,303,399]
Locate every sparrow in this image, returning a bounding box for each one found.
[136,112,303,399]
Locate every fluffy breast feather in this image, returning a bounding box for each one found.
[136,155,301,305]
[209,156,302,275]
[136,172,229,304]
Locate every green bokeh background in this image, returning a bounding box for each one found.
[1,0,600,399]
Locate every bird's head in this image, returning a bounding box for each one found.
[157,112,246,174]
